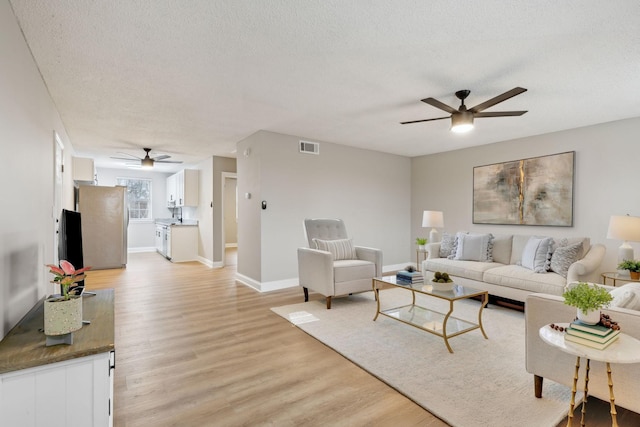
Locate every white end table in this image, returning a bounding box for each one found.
[539,323,640,427]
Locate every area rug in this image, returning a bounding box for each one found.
[271,289,574,427]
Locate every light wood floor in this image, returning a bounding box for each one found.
[85,251,640,427]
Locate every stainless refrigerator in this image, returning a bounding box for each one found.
[77,185,128,269]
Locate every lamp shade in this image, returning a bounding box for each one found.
[607,215,640,242]
[422,211,444,228]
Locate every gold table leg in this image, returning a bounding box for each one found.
[372,280,380,321]
[567,356,580,427]
[607,362,619,427]
[477,292,488,339]
[580,359,590,427]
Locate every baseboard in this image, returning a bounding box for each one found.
[128,247,156,253]
[235,273,298,292]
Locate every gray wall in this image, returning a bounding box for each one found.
[237,130,411,290]
[411,117,640,276]
[0,0,76,339]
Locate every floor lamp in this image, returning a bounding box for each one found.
[607,214,640,269]
[422,211,444,243]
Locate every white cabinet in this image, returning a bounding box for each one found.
[166,174,177,206]
[168,225,198,262]
[0,352,114,427]
[167,169,199,207]
[155,224,164,253]
[72,157,95,182]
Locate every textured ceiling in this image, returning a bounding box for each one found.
[9,0,640,171]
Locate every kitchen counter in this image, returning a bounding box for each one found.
[155,218,198,226]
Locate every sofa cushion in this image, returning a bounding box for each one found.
[440,232,457,258]
[491,234,513,265]
[313,238,356,260]
[565,237,590,259]
[549,241,583,278]
[333,259,375,283]
[425,258,503,282]
[483,264,566,295]
[610,283,640,311]
[453,233,494,262]
[520,237,553,273]
[510,235,534,265]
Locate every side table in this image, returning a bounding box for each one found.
[416,249,428,270]
[539,323,640,427]
[601,271,640,287]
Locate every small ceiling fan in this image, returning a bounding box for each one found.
[111,148,183,169]
[401,87,528,133]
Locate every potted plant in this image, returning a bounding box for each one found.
[416,237,428,251]
[617,260,640,280]
[44,260,92,343]
[562,282,613,325]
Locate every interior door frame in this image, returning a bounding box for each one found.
[220,172,237,266]
[53,131,64,264]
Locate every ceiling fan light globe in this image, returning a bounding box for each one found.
[141,157,154,169]
[450,112,474,133]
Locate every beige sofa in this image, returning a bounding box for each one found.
[422,233,605,303]
[525,291,640,414]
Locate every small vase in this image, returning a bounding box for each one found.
[418,245,425,251]
[630,271,640,280]
[577,308,600,325]
[44,295,83,336]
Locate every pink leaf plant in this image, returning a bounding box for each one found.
[46,260,92,300]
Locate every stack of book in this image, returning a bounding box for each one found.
[565,321,621,350]
[396,270,423,285]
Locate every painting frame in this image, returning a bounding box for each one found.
[473,151,575,227]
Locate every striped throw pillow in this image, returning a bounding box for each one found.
[313,238,357,260]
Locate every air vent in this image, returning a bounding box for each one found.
[299,140,319,155]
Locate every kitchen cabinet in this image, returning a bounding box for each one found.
[72,157,95,182]
[168,225,198,262]
[0,289,115,427]
[166,169,199,207]
[166,173,177,206]
[155,224,164,254]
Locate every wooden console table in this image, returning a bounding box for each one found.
[0,289,115,426]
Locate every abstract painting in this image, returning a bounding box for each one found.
[473,151,575,226]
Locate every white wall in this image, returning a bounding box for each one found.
[411,117,640,278]
[96,167,172,250]
[237,130,411,290]
[195,158,213,263]
[0,0,76,339]
[224,177,237,245]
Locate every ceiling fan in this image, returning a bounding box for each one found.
[401,87,528,133]
[110,148,183,169]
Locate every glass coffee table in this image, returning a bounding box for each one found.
[372,276,488,353]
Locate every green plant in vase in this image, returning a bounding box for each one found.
[562,282,612,325]
[415,237,427,250]
[617,259,640,279]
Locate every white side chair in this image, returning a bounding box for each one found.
[297,218,383,309]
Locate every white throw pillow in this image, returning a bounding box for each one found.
[313,238,357,260]
[609,283,640,311]
[453,233,494,262]
[439,232,457,258]
[520,237,553,273]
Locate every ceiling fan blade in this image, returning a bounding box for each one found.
[115,152,142,160]
[152,155,171,161]
[469,87,527,113]
[400,116,449,125]
[421,98,458,114]
[474,111,528,118]
[156,160,183,164]
[110,156,139,161]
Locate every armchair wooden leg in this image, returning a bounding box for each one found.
[326,296,332,309]
[303,287,309,302]
[534,375,543,398]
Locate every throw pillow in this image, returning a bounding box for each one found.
[439,232,456,258]
[520,236,553,273]
[453,233,494,262]
[609,283,640,311]
[313,238,357,260]
[549,242,583,278]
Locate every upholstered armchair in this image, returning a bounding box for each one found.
[297,218,383,309]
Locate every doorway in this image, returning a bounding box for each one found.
[53,131,64,264]
[221,173,237,266]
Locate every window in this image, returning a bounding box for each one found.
[117,178,152,221]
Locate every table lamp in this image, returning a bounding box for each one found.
[422,210,444,243]
[607,214,640,264]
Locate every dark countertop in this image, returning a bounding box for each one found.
[0,289,114,374]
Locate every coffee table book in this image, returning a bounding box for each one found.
[565,332,619,350]
[570,320,615,336]
[566,326,620,344]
